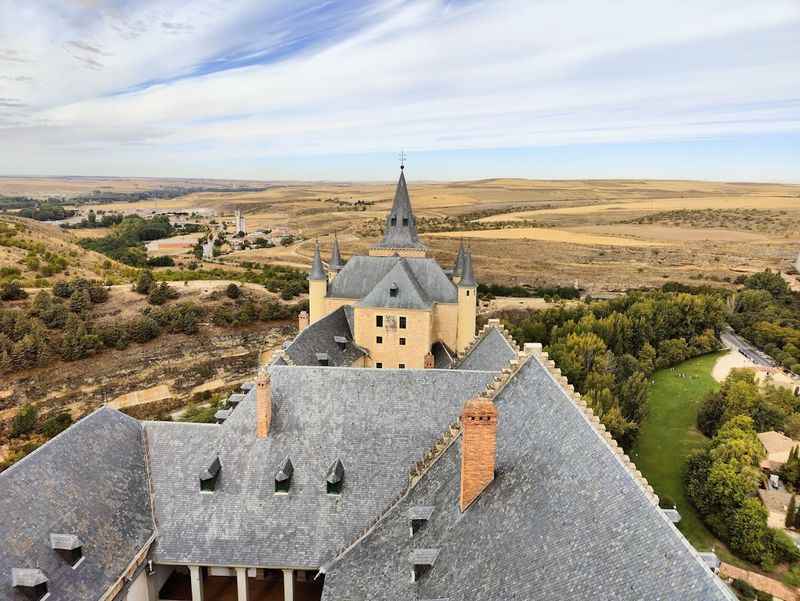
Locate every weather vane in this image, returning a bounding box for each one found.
[399,150,407,170]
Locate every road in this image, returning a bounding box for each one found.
[720,328,777,368]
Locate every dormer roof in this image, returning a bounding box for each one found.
[326,458,345,485]
[275,456,294,482]
[358,257,431,310]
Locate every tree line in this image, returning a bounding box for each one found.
[499,287,726,448]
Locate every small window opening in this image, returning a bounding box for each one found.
[399,337,406,346]
[411,519,426,535]
[199,456,221,493]
[12,569,48,601]
[399,363,405,369]
[326,459,344,495]
[275,456,294,494]
[50,534,83,568]
[316,352,329,366]
[410,549,439,582]
[334,336,347,350]
[376,336,383,344]
[376,362,383,368]
[412,564,431,581]
[376,315,383,327]
[399,316,407,329]
[466,290,470,296]
[391,216,397,226]
[389,283,399,297]
[402,218,409,226]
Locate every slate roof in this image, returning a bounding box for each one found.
[0,407,154,601]
[321,356,734,601]
[372,170,427,251]
[358,257,431,310]
[457,250,476,287]
[328,256,456,304]
[145,365,497,568]
[456,327,517,372]
[283,305,365,367]
[309,241,326,281]
[329,235,345,271]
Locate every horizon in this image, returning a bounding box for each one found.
[1,1,799,182]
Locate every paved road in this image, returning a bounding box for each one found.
[720,329,777,368]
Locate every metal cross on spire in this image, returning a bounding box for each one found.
[398,150,407,170]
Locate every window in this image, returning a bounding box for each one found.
[326,459,344,495]
[376,336,383,344]
[399,337,406,346]
[389,283,399,297]
[391,216,397,226]
[402,217,409,226]
[275,457,293,494]
[399,316,406,329]
[466,290,470,296]
[376,315,383,327]
[399,363,405,369]
[376,362,383,368]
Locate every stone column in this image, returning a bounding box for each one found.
[189,566,204,601]
[282,569,294,601]
[236,567,249,601]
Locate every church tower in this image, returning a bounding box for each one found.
[369,168,428,258]
[308,241,327,325]
[456,250,477,354]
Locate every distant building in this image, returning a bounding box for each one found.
[758,430,800,471]
[235,209,246,235]
[758,489,794,529]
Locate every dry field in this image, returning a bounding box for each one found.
[3,177,799,293]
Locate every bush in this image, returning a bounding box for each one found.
[225,283,241,299]
[40,411,73,438]
[11,404,38,437]
[731,578,755,599]
[147,282,179,305]
[0,281,28,301]
[147,255,175,267]
[134,270,155,294]
[52,281,73,298]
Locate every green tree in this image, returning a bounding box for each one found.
[729,498,771,565]
[134,270,154,295]
[40,410,73,438]
[786,495,796,529]
[0,281,28,301]
[225,283,241,299]
[68,288,91,314]
[11,403,38,437]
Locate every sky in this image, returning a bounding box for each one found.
[0,0,799,182]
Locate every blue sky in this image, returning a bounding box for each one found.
[0,0,798,182]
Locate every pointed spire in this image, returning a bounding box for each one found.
[308,240,326,281]
[453,238,466,278]
[329,233,344,271]
[459,250,476,287]
[372,170,427,251]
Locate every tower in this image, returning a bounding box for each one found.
[456,250,477,354]
[329,233,345,282]
[452,238,466,284]
[369,168,428,258]
[235,209,246,235]
[459,396,498,512]
[308,240,327,324]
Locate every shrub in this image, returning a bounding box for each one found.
[225,283,241,299]
[147,255,175,267]
[0,281,28,301]
[11,404,38,437]
[40,410,73,438]
[147,282,179,305]
[134,270,154,295]
[731,578,755,599]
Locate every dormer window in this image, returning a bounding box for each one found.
[199,455,221,492]
[390,216,397,226]
[326,458,345,495]
[389,283,399,298]
[275,456,294,494]
[402,217,409,226]
[12,568,48,601]
[410,548,439,582]
[334,336,347,350]
[50,534,83,568]
[316,352,329,366]
[408,506,434,537]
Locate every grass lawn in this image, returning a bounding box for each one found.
[631,351,725,551]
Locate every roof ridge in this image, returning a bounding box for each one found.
[525,343,660,506]
[457,318,519,362]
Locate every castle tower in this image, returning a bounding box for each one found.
[459,396,498,512]
[369,168,428,258]
[235,209,246,235]
[456,250,477,354]
[308,240,327,325]
[329,233,345,282]
[452,238,466,284]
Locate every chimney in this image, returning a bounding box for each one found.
[256,368,271,439]
[298,310,309,331]
[459,396,498,512]
[424,352,435,369]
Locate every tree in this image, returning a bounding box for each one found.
[147,282,178,306]
[729,498,771,565]
[68,288,91,314]
[134,270,154,295]
[40,410,73,438]
[786,495,796,529]
[225,283,241,299]
[0,281,28,301]
[11,404,38,437]
[781,446,800,488]
[785,414,800,439]
[52,281,73,298]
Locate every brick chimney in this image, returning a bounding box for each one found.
[424,352,435,369]
[298,310,309,332]
[256,368,271,439]
[459,396,498,512]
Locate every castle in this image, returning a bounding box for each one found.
[0,169,735,601]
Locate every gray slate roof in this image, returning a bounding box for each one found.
[372,170,427,251]
[0,407,154,601]
[456,327,517,372]
[328,256,456,304]
[309,241,326,281]
[358,258,432,310]
[321,356,734,601]
[145,365,497,568]
[283,305,365,367]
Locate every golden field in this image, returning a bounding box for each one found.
[2,176,799,293]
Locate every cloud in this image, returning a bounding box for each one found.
[0,0,798,179]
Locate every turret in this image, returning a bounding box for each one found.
[329,233,345,282]
[369,168,428,257]
[452,239,466,284]
[456,250,477,354]
[308,240,327,324]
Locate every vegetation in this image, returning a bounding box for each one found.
[500,287,726,448]
[729,270,800,373]
[78,215,174,266]
[632,352,724,550]
[18,205,75,221]
[478,282,580,300]
[156,265,308,300]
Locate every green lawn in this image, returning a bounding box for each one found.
[631,351,725,551]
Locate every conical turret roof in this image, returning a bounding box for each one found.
[330,234,345,271]
[458,250,476,287]
[308,240,326,281]
[372,170,427,251]
[453,239,466,278]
